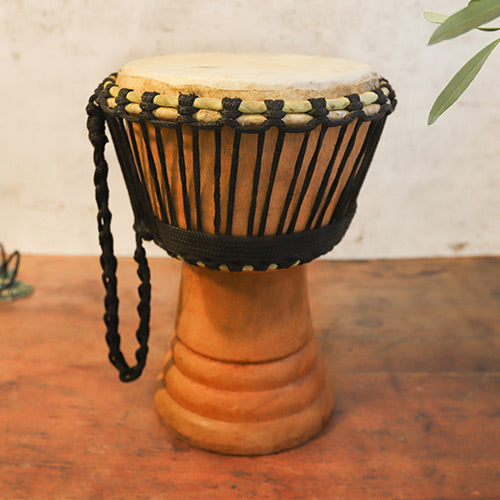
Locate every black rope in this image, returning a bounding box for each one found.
[336,117,387,220]
[226,129,242,235]
[154,125,177,226]
[331,120,370,221]
[276,131,310,235]
[247,131,265,236]
[306,125,347,230]
[106,117,147,223]
[126,121,149,197]
[213,128,222,234]
[258,130,285,236]
[316,119,362,227]
[140,121,169,221]
[175,126,192,230]
[86,84,151,383]
[287,124,328,233]
[192,127,203,231]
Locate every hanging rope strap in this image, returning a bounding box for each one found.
[86,84,151,382]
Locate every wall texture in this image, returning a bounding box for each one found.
[1,0,499,258]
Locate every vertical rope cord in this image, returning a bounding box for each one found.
[336,117,387,220]
[226,129,242,235]
[154,125,177,225]
[305,125,347,230]
[258,130,285,236]
[213,128,222,235]
[192,127,203,231]
[176,126,192,230]
[247,131,265,237]
[276,131,310,235]
[126,121,149,192]
[139,121,169,221]
[86,86,151,383]
[331,120,372,221]
[106,117,147,221]
[287,124,328,233]
[315,120,361,228]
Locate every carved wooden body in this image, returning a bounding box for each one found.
[155,263,333,455]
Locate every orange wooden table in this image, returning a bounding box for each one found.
[2,255,500,499]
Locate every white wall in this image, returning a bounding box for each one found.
[1,0,499,259]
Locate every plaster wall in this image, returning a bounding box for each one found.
[1,0,499,259]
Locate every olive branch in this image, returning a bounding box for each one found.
[425,0,500,124]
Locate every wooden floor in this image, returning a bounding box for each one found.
[1,255,500,500]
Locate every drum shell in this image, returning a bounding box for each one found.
[125,120,370,237]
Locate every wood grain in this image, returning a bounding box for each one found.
[1,255,500,499]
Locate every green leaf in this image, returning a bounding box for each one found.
[424,10,500,30]
[428,38,500,125]
[428,0,500,45]
[469,0,500,29]
[424,11,448,24]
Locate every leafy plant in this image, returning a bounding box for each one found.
[425,0,500,124]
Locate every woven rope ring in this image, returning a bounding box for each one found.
[101,74,396,130]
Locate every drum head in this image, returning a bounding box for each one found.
[116,53,379,100]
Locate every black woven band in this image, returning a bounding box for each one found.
[135,207,355,272]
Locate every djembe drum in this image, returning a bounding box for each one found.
[86,53,396,455]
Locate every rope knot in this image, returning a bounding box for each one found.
[115,88,133,112]
[374,89,388,105]
[177,94,197,121]
[221,97,242,120]
[264,99,285,123]
[140,92,160,120]
[346,94,363,112]
[308,98,328,119]
[86,103,108,149]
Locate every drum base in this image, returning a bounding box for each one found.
[155,263,334,455]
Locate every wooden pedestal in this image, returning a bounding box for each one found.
[154,263,334,455]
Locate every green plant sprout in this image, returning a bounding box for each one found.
[425,0,500,124]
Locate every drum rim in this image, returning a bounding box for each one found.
[96,74,396,130]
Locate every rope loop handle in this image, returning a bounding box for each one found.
[86,84,151,382]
